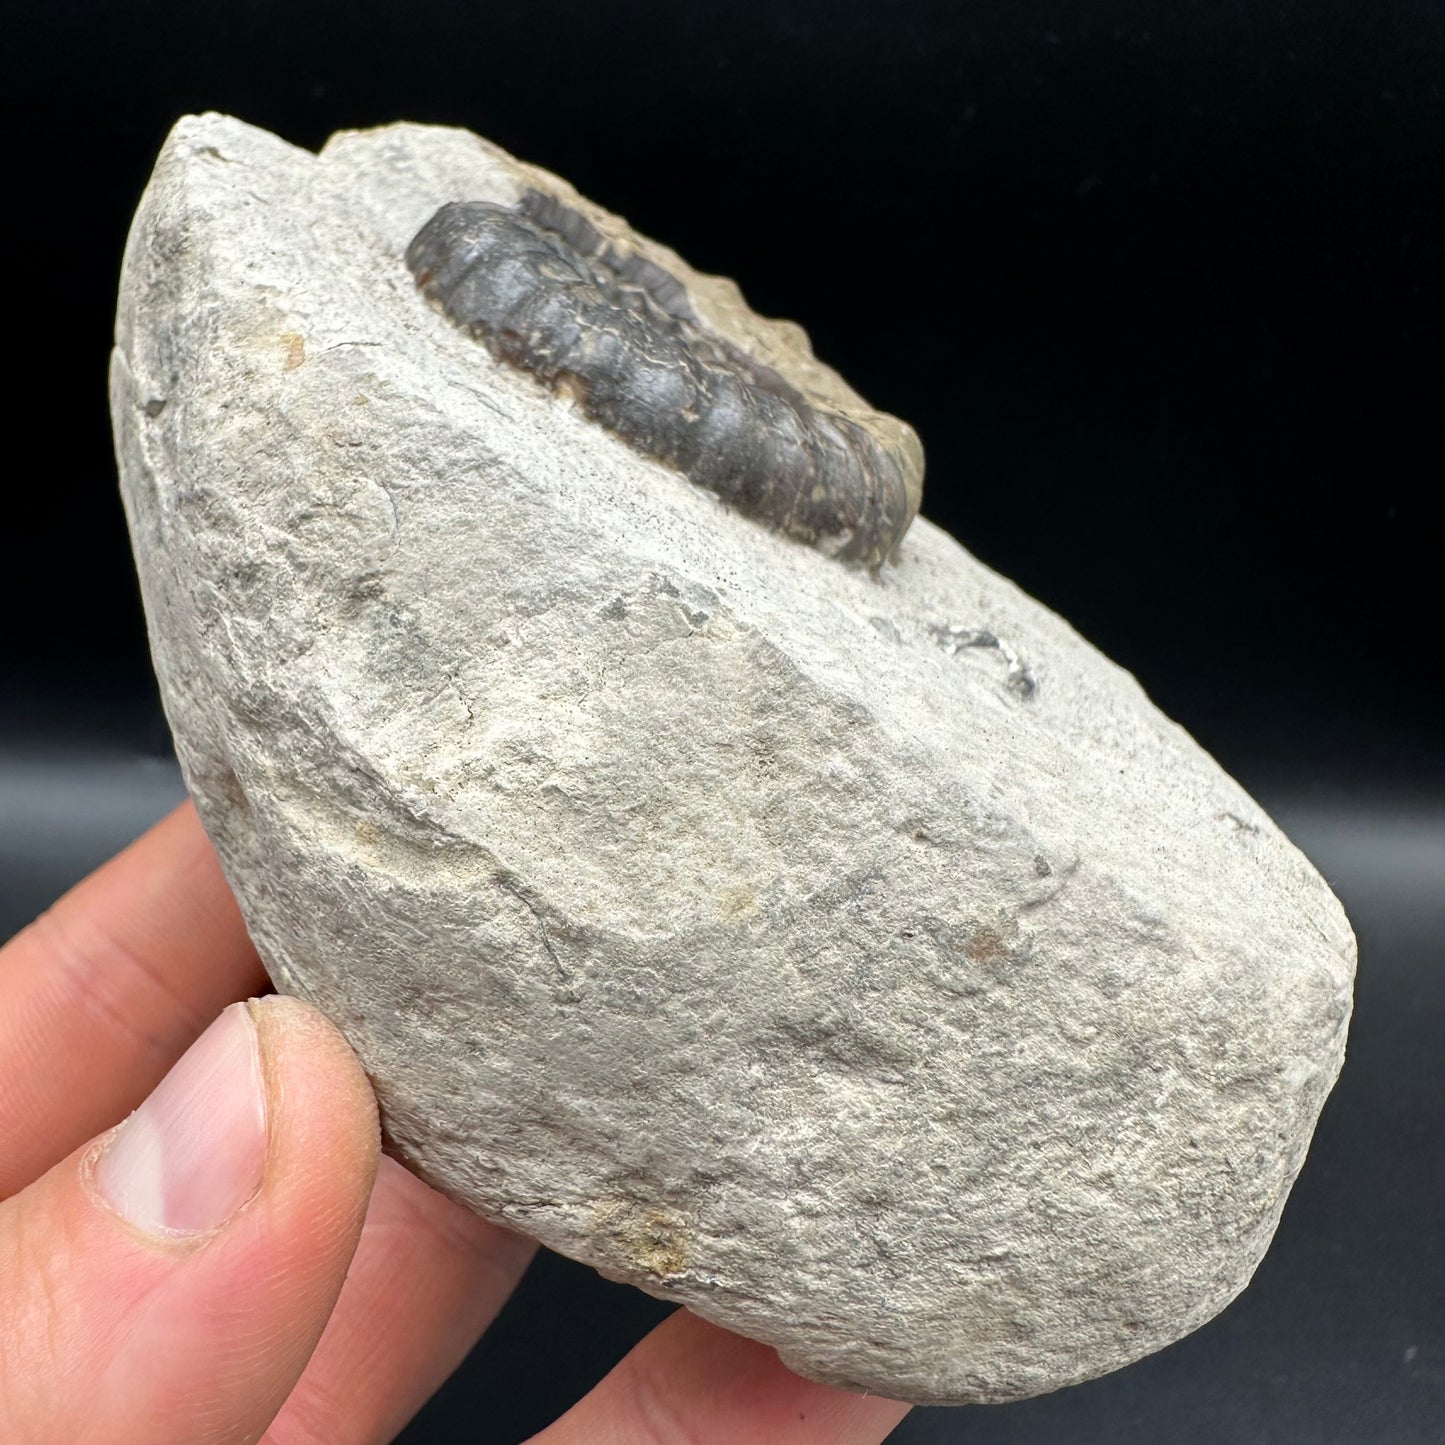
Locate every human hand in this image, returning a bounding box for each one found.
[0,802,912,1443]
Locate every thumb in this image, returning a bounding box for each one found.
[0,996,379,1444]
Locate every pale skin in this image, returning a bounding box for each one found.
[0,803,912,1444]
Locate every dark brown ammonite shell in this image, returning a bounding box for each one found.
[406,191,923,569]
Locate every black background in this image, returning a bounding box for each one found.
[1,3,1440,1442]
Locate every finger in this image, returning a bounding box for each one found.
[0,801,269,1197]
[262,1156,537,1445]
[532,1308,911,1445]
[0,996,377,1444]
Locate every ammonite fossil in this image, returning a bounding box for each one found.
[406,190,924,569]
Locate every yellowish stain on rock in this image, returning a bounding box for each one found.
[717,880,759,922]
[964,925,1010,964]
[594,1199,693,1279]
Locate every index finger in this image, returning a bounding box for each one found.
[533,1309,911,1445]
[0,802,269,1198]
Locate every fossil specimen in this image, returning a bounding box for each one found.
[112,114,1354,1406]
[406,191,922,569]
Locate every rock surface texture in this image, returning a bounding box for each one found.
[112,114,1355,1405]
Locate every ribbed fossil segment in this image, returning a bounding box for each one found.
[406,193,922,568]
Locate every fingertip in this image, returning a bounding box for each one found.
[241,993,382,1279]
[0,800,268,1199]
[128,996,384,1436]
[249,994,381,1171]
[92,1001,268,1237]
[0,994,385,1442]
[538,1309,912,1445]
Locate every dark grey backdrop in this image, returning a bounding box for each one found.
[1,2,1440,1441]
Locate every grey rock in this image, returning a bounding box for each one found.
[111,113,1355,1405]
